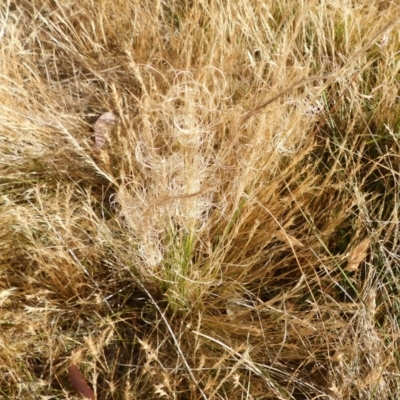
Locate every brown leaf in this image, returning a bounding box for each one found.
[69,364,95,400]
[93,111,116,152]
[346,239,370,272]
[275,230,304,248]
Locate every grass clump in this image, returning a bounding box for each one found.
[1,0,400,399]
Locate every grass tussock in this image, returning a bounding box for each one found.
[1,0,400,399]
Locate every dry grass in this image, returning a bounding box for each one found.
[1,0,400,399]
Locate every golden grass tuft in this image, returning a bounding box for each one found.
[1,0,400,399]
